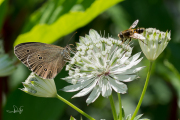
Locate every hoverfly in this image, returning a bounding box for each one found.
[118,19,146,44]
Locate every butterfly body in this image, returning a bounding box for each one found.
[14,42,71,79]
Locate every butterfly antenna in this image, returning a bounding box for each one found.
[66,32,77,54]
[67,32,77,44]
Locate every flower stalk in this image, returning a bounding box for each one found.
[131,61,153,120]
[109,94,118,120]
[56,94,95,120]
[117,93,122,120]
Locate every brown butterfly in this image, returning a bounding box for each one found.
[14,42,71,79]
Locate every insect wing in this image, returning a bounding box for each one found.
[14,42,47,67]
[14,42,69,79]
[130,33,145,40]
[129,19,139,29]
[27,49,67,79]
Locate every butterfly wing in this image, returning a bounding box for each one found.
[14,42,45,67]
[14,42,69,79]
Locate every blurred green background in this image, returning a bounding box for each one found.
[0,0,180,120]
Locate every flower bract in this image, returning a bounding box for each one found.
[20,73,57,97]
[139,28,171,61]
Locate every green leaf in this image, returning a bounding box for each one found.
[0,0,4,5]
[122,107,125,119]
[14,0,123,46]
[118,107,125,120]
[0,0,7,30]
[163,60,180,109]
[22,0,79,33]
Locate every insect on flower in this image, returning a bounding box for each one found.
[118,19,146,44]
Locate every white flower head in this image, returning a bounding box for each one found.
[20,73,57,97]
[62,29,144,104]
[139,28,171,61]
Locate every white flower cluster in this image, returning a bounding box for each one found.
[62,29,144,104]
[139,28,171,61]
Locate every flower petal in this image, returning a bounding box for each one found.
[62,77,95,92]
[110,74,137,82]
[101,77,112,97]
[72,78,99,98]
[108,76,127,94]
[111,66,145,75]
[113,57,143,73]
[128,52,141,62]
[89,29,101,40]
[122,66,145,74]
[61,76,74,84]
[86,86,101,105]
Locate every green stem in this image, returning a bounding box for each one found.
[109,94,118,120]
[131,61,153,120]
[117,93,122,120]
[56,94,95,120]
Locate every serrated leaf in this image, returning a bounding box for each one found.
[14,0,123,46]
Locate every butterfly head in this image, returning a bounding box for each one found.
[64,44,71,52]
